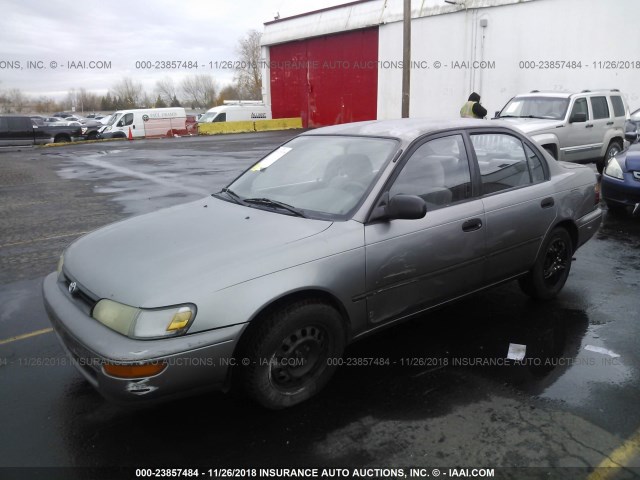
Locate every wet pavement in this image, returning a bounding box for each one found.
[0,134,639,479]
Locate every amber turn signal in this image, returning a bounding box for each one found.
[103,362,167,379]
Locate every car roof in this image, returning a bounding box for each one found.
[514,89,622,99]
[302,117,510,142]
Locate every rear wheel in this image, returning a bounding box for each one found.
[598,141,622,174]
[54,134,70,143]
[237,299,345,409]
[519,228,573,300]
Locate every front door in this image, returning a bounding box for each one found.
[364,133,486,325]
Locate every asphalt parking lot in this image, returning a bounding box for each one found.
[0,133,639,479]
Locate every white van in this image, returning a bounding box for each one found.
[99,107,187,139]
[199,101,272,123]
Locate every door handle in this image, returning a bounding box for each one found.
[462,218,483,232]
[541,197,555,209]
[586,124,594,128]
[606,121,614,126]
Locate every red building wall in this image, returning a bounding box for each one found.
[269,27,378,128]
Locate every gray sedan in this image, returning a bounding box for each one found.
[43,118,602,409]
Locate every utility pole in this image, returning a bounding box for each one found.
[401,0,411,118]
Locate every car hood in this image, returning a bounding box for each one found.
[64,197,333,307]
[498,118,564,134]
[622,144,640,171]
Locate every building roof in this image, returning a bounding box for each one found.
[262,0,538,46]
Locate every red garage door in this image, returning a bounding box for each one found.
[269,28,378,128]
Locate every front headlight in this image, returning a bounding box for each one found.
[92,299,196,339]
[604,157,624,180]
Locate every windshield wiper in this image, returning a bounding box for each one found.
[215,187,244,204]
[243,197,307,217]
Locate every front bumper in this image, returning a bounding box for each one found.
[601,172,640,208]
[42,272,246,403]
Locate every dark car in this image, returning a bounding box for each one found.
[79,119,103,140]
[601,131,640,215]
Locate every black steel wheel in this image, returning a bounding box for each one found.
[519,228,573,300]
[238,299,345,409]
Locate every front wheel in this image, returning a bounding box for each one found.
[238,300,346,409]
[519,228,573,300]
[598,141,622,174]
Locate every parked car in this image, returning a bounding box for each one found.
[43,118,602,409]
[495,89,628,173]
[601,130,640,215]
[186,114,197,135]
[98,107,187,139]
[198,101,271,123]
[79,119,103,140]
[0,115,82,146]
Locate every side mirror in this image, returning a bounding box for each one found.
[625,130,638,143]
[494,111,501,119]
[369,193,427,222]
[569,112,587,123]
[384,194,427,220]
[117,120,124,127]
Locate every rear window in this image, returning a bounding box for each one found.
[591,96,610,120]
[610,96,626,117]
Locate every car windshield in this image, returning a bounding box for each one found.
[107,113,121,126]
[199,111,219,122]
[500,96,569,120]
[224,135,398,219]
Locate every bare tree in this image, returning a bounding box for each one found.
[155,77,178,105]
[7,89,27,113]
[111,77,144,108]
[181,75,217,109]
[216,85,240,105]
[235,30,263,100]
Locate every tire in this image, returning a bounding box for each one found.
[237,299,346,409]
[597,141,622,174]
[87,132,97,140]
[519,228,573,300]
[54,135,70,143]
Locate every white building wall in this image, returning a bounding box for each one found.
[378,0,640,120]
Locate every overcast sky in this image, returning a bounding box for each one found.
[0,0,349,101]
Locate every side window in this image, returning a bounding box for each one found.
[524,144,546,183]
[610,96,626,118]
[591,96,610,120]
[7,118,29,132]
[570,98,588,119]
[471,134,531,194]
[213,113,227,122]
[389,134,471,210]
[0,117,7,132]
[122,113,134,126]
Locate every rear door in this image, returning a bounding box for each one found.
[589,95,614,158]
[469,130,557,282]
[364,132,486,325]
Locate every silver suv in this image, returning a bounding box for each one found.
[496,89,628,172]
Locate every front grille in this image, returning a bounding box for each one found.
[60,272,98,314]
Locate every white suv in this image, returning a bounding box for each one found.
[496,89,628,172]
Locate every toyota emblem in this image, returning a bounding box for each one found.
[68,281,78,295]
